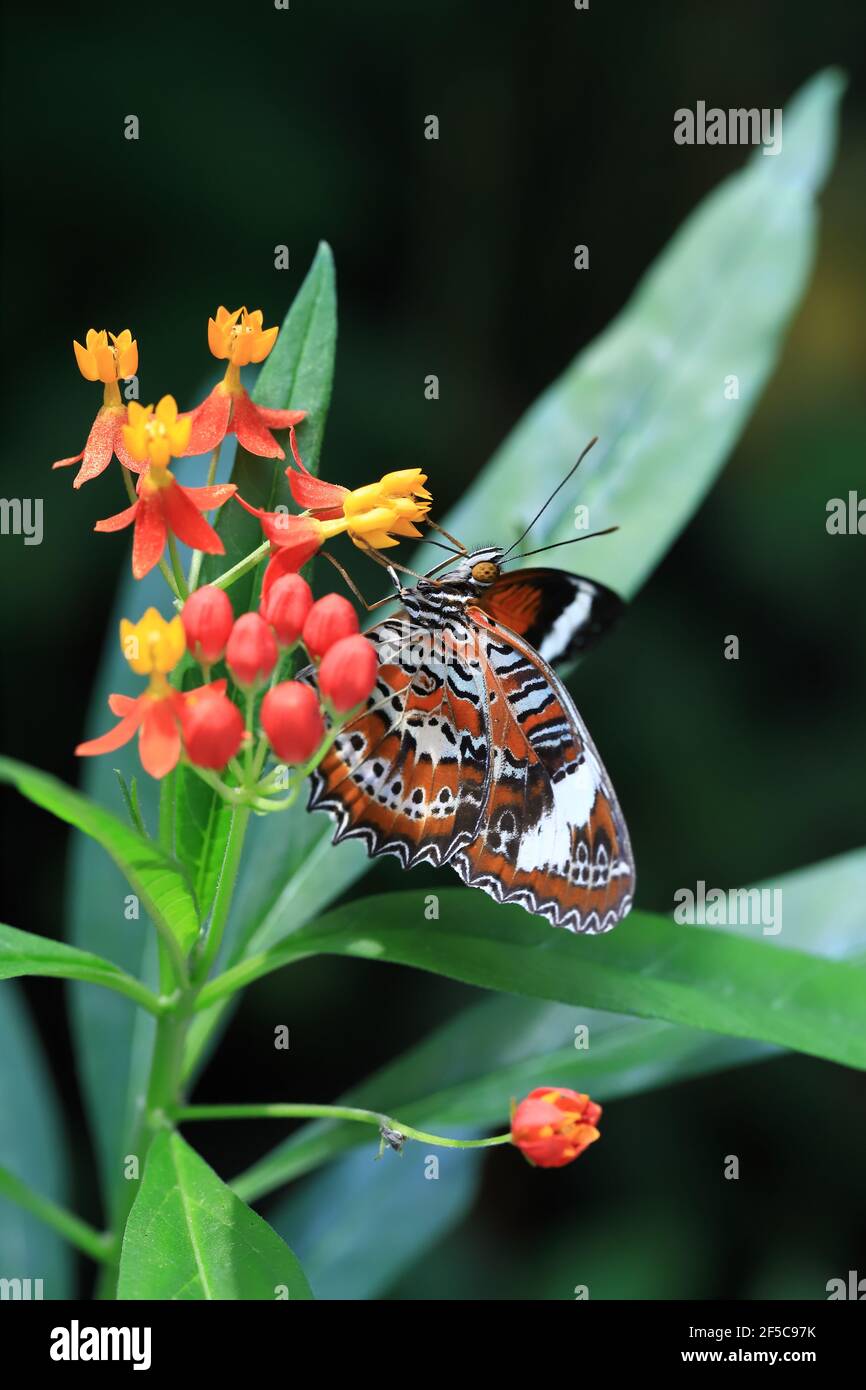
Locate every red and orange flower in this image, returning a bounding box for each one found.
[240,437,432,584]
[94,396,236,579]
[76,609,226,779]
[52,329,144,488]
[182,306,305,459]
[511,1088,602,1169]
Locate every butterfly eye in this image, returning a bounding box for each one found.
[471,561,499,584]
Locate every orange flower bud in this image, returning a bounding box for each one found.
[226,613,279,688]
[181,686,245,769]
[182,586,235,665]
[260,574,313,647]
[302,594,359,660]
[260,682,325,765]
[317,634,378,713]
[511,1088,602,1169]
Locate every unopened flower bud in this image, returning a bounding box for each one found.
[260,682,324,765]
[260,573,313,647]
[317,634,378,713]
[181,686,244,769]
[226,613,278,688]
[182,586,234,665]
[511,1088,602,1169]
[302,594,359,659]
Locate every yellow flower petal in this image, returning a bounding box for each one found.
[120,609,186,676]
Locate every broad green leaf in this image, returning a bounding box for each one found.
[117,1131,312,1300]
[412,69,845,596]
[217,68,845,973]
[233,849,866,1203]
[0,923,159,1012]
[0,757,199,955]
[201,240,337,608]
[266,1130,484,1300]
[226,891,865,1068]
[65,247,338,1224]
[172,764,234,928]
[0,985,72,1297]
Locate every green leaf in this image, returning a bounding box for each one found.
[230,890,865,1067]
[117,1131,312,1300]
[202,239,337,607]
[0,923,161,1012]
[412,69,845,597]
[172,764,234,927]
[215,69,846,973]
[0,985,73,1297]
[64,248,339,1224]
[0,757,199,956]
[232,849,866,1203]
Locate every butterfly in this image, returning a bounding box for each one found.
[304,448,635,933]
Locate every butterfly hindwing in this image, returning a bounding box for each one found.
[306,601,634,933]
[305,616,489,869]
[447,607,634,932]
[479,567,624,666]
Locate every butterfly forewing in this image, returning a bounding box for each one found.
[479,568,624,666]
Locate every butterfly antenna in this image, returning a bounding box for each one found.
[503,525,619,564]
[501,436,599,559]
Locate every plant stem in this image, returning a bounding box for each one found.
[167,533,189,600]
[210,541,271,592]
[187,443,223,592]
[0,1165,112,1264]
[193,806,251,982]
[172,1103,514,1151]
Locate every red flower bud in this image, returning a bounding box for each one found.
[317,634,378,713]
[260,681,325,764]
[182,585,234,665]
[302,593,359,659]
[260,573,313,647]
[226,613,279,688]
[180,684,244,769]
[511,1088,602,1169]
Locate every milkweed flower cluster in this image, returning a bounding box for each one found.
[52,301,413,803]
[77,582,378,800]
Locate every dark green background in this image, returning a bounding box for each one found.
[1,0,864,1298]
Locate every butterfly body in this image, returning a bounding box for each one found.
[306,546,634,933]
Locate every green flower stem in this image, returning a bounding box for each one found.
[173,1103,513,1151]
[0,1164,112,1265]
[167,533,189,601]
[187,443,223,593]
[119,468,181,602]
[210,541,271,593]
[193,805,251,984]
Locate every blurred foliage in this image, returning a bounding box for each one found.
[1,0,865,1297]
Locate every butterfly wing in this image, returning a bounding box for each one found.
[445,606,634,932]
[306,607,634,933]
[478,567,624,666]
[304,615,489,869]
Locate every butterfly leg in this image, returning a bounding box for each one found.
[321,550,396,612]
